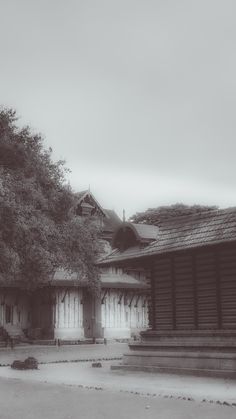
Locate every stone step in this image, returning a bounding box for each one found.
[141,330,236,339]
[124,349,236,360]
[129,340,236,351]
[122,349,236,374]
[111,364,236,379]
[3,324,26,342]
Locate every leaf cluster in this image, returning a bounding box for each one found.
[0,108,101,291]
[130,203,219,226]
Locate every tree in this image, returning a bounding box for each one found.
[0,108,101,291]
[130,203,218,226]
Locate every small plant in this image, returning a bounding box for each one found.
[92,362,102,368]
[11,357,38,370]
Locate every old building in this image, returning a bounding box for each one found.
[0,191,149,344]
[99,208,236,377]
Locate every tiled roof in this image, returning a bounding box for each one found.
[74,190,88,202]
[98,207,236,265]
[52,269,88,287]
[131,223,159,241]
[74,191,120,224]
[100,272,148,289]
[103,209,122,232]
[51,269,147,289]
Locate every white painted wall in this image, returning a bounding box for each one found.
[0,287,149,341]
[53,287,149,340]
[54,288,84,339]
[101,290,149,339]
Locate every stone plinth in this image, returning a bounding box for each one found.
[111,330,236,378]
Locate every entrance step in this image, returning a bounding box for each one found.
[0,327,6,347]
[112,330,236,378]
[115,348,236,378]
[111,364,236,379]
[3,324,28,343]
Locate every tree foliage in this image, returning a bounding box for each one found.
[0,108,101,291]
[130,203,218,226]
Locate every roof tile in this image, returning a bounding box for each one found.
[99,207,236,264]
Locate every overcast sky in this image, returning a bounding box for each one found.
[0,0,236,218]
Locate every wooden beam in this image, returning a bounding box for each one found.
[101,289,109,304]
[142,297,148,308]
[134,294,141,308]
[61,288,69,303]
[128,293,135,308]
[118,293,124,305]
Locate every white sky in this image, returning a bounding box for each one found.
[0,0,236,218]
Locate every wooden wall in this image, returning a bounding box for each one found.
[152,245,236,331]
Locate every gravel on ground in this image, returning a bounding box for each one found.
[0,375,235,419]
[0,360,236,406]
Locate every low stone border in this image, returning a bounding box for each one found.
[0,357,122,367]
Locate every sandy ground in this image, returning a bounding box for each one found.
[0,360,236,405]
[0,374,235,419]
[1,344,236,418]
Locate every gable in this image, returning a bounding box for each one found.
[75,190,106,217]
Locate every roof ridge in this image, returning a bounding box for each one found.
[158,207,236,225]
[98,207,236,265]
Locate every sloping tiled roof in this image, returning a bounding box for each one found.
[74,190,88,202]
[74,191,120,225]
[103,209,122,232]
[112,222,159,249]
[51,269,147,289]
[52,269,88,287]
[131,223,159,241]
[98,207,236,265]
[100,272,148,289]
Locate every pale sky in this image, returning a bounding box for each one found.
[0,0,236,218]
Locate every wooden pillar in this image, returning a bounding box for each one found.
[170,256,176,330]
[214,250,222,329]
[192,253,198,329]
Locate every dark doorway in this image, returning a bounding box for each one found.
[5,305,13,324]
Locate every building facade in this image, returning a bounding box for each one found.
[0,191,149,344]
[99,208,236,377]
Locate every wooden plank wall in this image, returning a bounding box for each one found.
[196,252,218,329]
[220,247,236,329]
[153,258,173,330]
[153,245,236,330]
